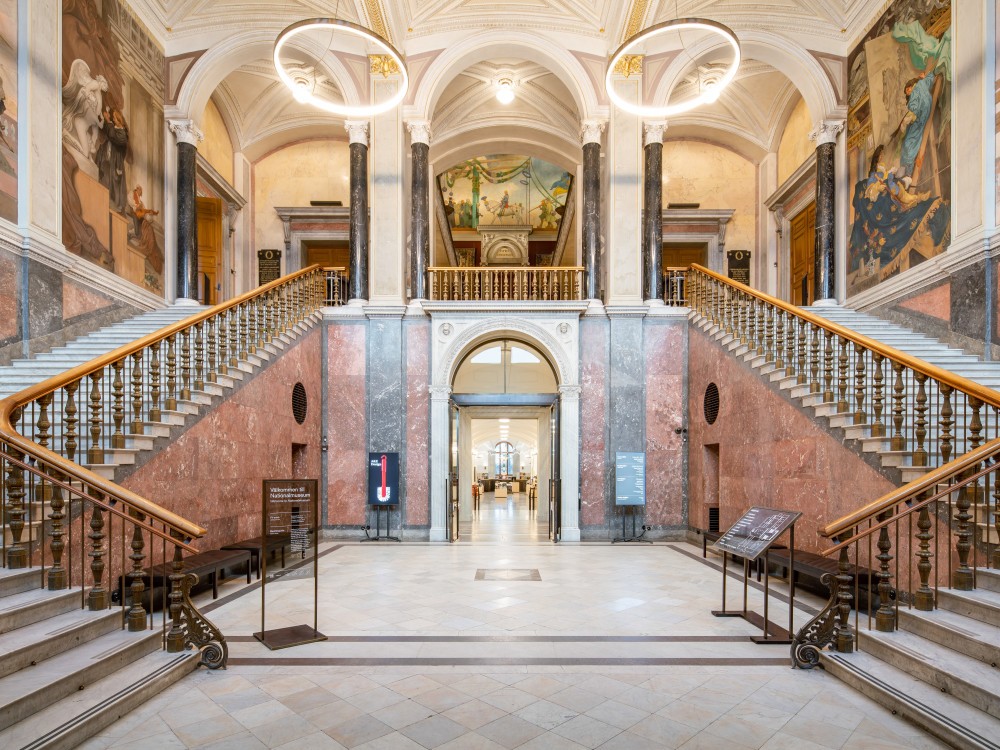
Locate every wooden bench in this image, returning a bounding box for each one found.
[768,548,879,606]
[144,548,251,599]
[221,535,291,579]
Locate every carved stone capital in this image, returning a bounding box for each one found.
[559,384,582,400]
[167,119,204,147]
[406,120,431,146]
[345,120,370,146]
[429,385,452,401]
[809,119,844,146]
[643,120,668,147]
[580,119,606,146]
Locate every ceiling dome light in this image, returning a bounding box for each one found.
[274,18,408,118]
[495,78,515,105]
[292,77,313,103]
[605,18,740,118]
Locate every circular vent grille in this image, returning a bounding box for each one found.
[292,382,307,424]
[704,383,720,425]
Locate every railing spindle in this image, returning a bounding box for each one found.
[87,497,107,610]
[853,343,866,425]
[127,509,147,630]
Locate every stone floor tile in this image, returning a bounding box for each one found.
[172,714,247,748]
[325,715,395,748]
[514,698,578,730]
[628,713,700,748]
[441,699,509,730]
[584,699,650,730]
[475,714,546,749]
[412,686,474,713]
[196,732,269,750]
[547,687,607,714]
[353,731,427,750]
[550,714,622,748]
[274,731,348,749]
[399,714,468,748]
[371,699,436,730]
[478,687,537,713]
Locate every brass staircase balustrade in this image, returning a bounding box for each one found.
[427,266,584,301]
[681,265,1000,668]
[0,265,337,667]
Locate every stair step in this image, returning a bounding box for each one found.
[0,568,45,598]
[0,607,122,680]
[937,587,1000,627]
[0,645,197,750]
[0,627,163,732]
[897,607,1000,667]
[858,627,1000,720]
[975,568,1000,594]
[0,588,82,634]
[821,650,1000,750]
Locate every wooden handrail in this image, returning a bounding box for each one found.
[691,264,1000,410]
[427,265,585,271]
[0,264,329,542]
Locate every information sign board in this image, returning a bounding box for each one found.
[712,506,801,561]
[258,249,282,285]
[727,250,751,285]
[262,479,317,581]
[615,452,646,506]
[368,452,400,506]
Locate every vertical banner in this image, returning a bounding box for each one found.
[615,452,646,506]
[368,452,400,506]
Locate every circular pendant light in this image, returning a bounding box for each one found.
[605,18,740,118]
[274,18,408,118]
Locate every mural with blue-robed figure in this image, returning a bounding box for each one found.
[438,155,572,233]
[846,0,951,297]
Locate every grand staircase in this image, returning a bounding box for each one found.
[0,268,329,748]
[689,269,1000,750]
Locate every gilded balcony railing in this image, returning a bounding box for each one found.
[0,265,335,667]
[428,266,584,301]
[663,268,688,306]
[684,265,1000,667]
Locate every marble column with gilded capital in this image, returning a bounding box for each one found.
[642,121,667,302]
[345,121,370,302]
[580,120,605,300]
[809,119,844,303]
[407,120,431,301]
[168,119,204,303]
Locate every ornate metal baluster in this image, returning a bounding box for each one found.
[131,351,144,435]
[810,325,821,393]
[853,343,866,425]
[228,308,239,367]
[914,495,934,610]
[891,362,906,451]
[247,299,258,355]
[953,396,982,590]
[194,322,205,391]
[88,371,104,464]
[764,306,774,363]
[871,353,885,437]
[875,509,895,631]
[995,439,1000,570]
[180,328,192,401]
[88,496,107,610]
[775,311,787,369]
[111,359,125,448]
[127,510,147,630]
[239,303,249,361]
[912,372,928,466]
[4,407,27,568]
[149,342,162,422]
[836,337,849,412]
[206,318,217,383]
[64,381,80,464]
[834,541,855,653]
[35,394,52,503]
[939,383,953,463]
[785,313,797,376]
[746,297,757,350]
[796,317,807,383]
[823,329,834,402]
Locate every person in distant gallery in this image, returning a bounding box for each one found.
[129,184,163,275]
[97,107,129,213]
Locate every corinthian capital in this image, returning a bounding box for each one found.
[580,119,606,146]
[345,120,370,146]
[167,119,204,147]
[406,120,431,146]
[808,119,844,146]
[643,120,668,147]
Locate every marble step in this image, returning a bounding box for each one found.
[937,587,1000,628]
[858,626,1000,720]
[0,627,163,732]
[897,606,1000,667]
[0,647,198,750]
[0,568,44,598]
[0,607,121,680]
[821,650,1000,750]
[975,568,1000,594]
[0,588,82,635]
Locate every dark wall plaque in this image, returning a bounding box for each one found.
[258,249,282,285]
[368,452,400,506]
[615,452,646,506]
[712,506,801,561]
[726,250,751,286]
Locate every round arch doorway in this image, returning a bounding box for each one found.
[453,339,557,543]
[429,319,582,543]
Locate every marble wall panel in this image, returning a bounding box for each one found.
[404,319,430,527]
[643,320,686,528]
[121,327,323,551]
[687,327,895,554]
[26,259,61,340]
[579,318,608,528]
[609,316,644,453]
[896,282,950,322]
[0,248,19,342]
[327,321,367,526]
[368,317,403,452]
[62,278,114,320]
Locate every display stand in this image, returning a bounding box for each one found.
[363,452,401,542]
[612,505,651,544]
[254,479,326,650]
[710,506,801,644]
[362,504,401,542]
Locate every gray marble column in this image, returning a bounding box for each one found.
[407,121,431,301]
[809,120,844,303]
[642,121,667,302]
[580,121,605,300]
[168,119,204,303]
[346,121,370,302]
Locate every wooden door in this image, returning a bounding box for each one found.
[304,243,350,271]
[196,197,223,306]
[662,243,707,270]
[789,203,816,306]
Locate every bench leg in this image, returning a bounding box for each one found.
[281,546,285,568]
[246,561,251,584]
[255,552,261,580]
[212,570,218,599]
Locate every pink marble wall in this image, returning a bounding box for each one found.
[327,322,367,525]
[644,323,686,526]
[898,282,951,322]
[121,327,323,552]
[405,321,430,526]
[0,251,17,341]
[579,319,607,526]
[687,327,896,553]
[62,278,115,321]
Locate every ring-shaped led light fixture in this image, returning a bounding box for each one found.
[605,18,740,118]
[274,18,408,118]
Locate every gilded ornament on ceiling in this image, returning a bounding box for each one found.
[613,55,643,78]
[370,54,400,78]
